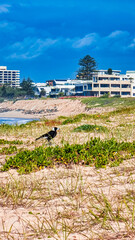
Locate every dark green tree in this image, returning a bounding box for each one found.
[107,68,112,75]
[20,77,34,96]
[1,85,7,97]
[39,89,46,97]
[77,55,97,80]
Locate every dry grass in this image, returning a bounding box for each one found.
[1,100,135,239]
[0,161,135,239]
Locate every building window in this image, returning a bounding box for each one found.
[121,92,130,95]
[100,84,110,88]
[88,84,92,90]
[110,78,120,80]
[122,84,131,88]
[75,86,83,92]
[100,91,109,95]
[133,86,135,89]
[111,91,120,95]
[99,77,108,80]
[111,84,120,88]
[93,84,99,87]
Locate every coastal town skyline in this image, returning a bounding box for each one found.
[0,0,135,82]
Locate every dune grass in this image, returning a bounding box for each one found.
[81,96,135,109]
[1,162,135,239]
[1,98,135,239]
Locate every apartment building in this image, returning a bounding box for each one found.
[75,70,135,97]
[0,66,20,87]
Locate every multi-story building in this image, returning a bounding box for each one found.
[0,66,20,87]
[75,70,135,97]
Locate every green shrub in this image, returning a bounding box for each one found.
[73,124,108,133]
[1,138,135,174]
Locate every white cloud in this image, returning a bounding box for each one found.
[4,30,135,60]
[7,37,58,60]
[72,33,99,48]
[128,38,135,49]
[70,30,131,52]
[0,4,11,13]
[107,30,129,39]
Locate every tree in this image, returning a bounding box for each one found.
[20,77,34,96]
[39,89,46,97]
[1,85,7,97]
[107,68,112,75]
[76,55,97,80]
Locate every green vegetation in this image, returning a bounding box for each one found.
[1,138,135,173]
[77,54,97,80]
[1,97,135,239]
[0,145,17,155]
[81,96,135,109]
[73,124,108,133]
[20,77,34,97]
[61,113,106,125]
[0,139,23,145]
[0,77,35,101]
[0,120,38,132]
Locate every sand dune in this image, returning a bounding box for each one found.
[0,98,114,119]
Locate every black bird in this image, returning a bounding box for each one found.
[35,127,59,142]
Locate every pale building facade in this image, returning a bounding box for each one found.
[0,66,20,87]
[75,70,135,97]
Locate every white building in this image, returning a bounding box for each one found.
[0,66,20,87]
[33,70,135,98]
[33,82,52,96]
[75,70,135,97]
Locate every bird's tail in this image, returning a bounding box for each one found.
[35,136,42,141]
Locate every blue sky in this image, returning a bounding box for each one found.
[0,0,135,82]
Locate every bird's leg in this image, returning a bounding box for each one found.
[48,141,52,146]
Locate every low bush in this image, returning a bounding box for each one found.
[62,113,109,125]
[1,138,135,174]
[73,124,108,133]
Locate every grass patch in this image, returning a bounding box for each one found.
[62,113,107,125]
[0,139,23,145]
[0,145,17,155]
[0,120,38,132]
[1,138,135,173]
[81,96,135,109]
[73,124,108,133]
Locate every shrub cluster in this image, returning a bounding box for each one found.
[1,138,135,174]
[73,124,108,133]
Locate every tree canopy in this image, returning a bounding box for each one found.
[107,68,112,75]
[76,55,97,80]
[20,77,34,96]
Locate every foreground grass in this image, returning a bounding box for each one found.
[1,97,135,239]
[1,161,135,239]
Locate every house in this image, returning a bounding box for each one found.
[33,82,51,96]
[75,70,135,97]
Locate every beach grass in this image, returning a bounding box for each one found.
[1,97,135,239]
